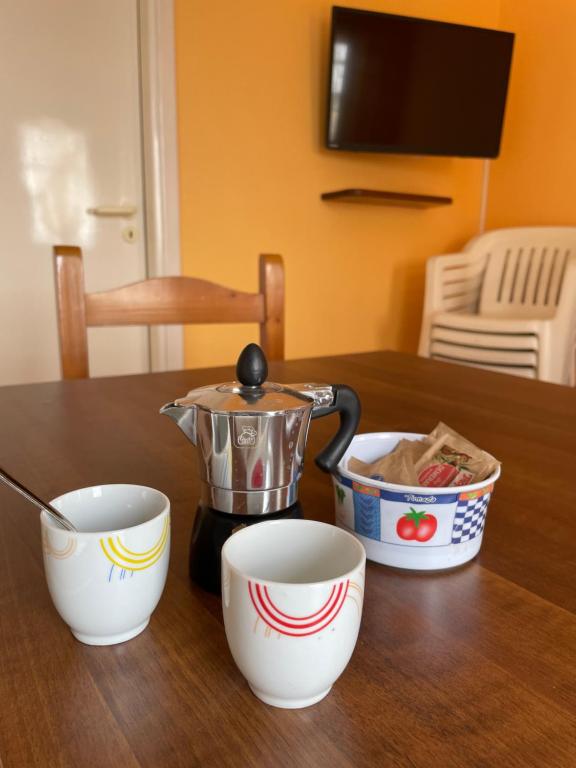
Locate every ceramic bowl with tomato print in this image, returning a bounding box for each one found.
[332,433,500,571]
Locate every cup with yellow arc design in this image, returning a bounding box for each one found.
[41,484,170,645]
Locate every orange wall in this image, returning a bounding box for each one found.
[174,0,501,368]
[487,0,576,228]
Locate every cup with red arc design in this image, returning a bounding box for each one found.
[221,519,366,709]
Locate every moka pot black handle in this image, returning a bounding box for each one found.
[311,385,361,473]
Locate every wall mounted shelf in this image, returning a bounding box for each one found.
[321,189,453,208]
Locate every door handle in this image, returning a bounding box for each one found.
[86,205,137,217]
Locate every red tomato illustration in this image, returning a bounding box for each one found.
[396,508,438,542]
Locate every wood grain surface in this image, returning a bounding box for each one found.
[0,351,575,767]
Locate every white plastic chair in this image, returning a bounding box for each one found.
[418,227,576,384]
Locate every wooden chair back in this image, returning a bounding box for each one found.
[53,245,285,379]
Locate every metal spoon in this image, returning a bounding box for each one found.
[0,467,77,532]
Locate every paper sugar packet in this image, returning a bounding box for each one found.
[349,423,499,488]
[348,439,426,486]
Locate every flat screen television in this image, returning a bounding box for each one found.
[326,7,515,158]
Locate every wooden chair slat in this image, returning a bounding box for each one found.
[259,254,285,361]
[54,246,90,379]
[85,277,265,326]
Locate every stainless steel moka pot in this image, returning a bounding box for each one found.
[160,344,361,593]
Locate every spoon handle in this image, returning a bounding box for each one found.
[0,468,77,532]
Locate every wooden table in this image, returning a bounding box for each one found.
[0,351,575,767]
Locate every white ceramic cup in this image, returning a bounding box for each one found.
[221,519,366,709]
[41,484,170,646]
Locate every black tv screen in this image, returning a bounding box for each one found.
[326,7,515,158]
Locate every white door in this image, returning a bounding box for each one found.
[0,0,150,385]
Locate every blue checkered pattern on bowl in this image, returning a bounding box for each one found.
[451,491,491,544]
